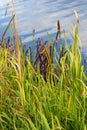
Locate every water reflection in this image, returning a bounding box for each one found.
[0,0,87,57]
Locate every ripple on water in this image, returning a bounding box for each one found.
[0,0,87,60]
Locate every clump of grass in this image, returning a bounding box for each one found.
[0,3,87,130]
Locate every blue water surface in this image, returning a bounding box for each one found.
[0,0,87,65]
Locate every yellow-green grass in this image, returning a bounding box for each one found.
[0,3,87,129]
[0,22,87,130]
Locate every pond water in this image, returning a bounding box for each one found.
[0,0,87,63]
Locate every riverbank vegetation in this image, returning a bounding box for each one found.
[0,1,87,130]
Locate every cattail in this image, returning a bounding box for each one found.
[56,20,60,40]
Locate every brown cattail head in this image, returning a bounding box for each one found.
[56,20,61,40]
[57,20,60,32]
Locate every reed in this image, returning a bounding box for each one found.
[11,0,21,80]
[0,4,87,130]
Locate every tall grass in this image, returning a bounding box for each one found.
[0,3,87,130]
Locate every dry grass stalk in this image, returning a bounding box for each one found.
[12,0,21,79]
[2,14,15,42]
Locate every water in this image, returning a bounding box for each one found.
[0,0,87,61]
